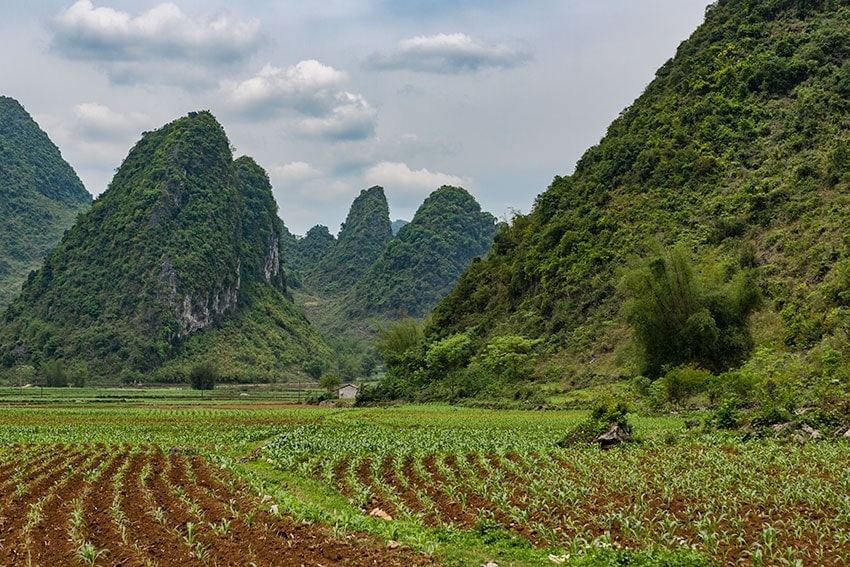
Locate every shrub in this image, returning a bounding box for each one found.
[560,397,632,445]
[659,365,712,406]
[713,399,740,429]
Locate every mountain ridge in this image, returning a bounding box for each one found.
[0,110,331,382]
[0,96,91,307]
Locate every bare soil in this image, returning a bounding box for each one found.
[0,444,436,566]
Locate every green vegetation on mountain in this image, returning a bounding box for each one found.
[281,224,335,289]
[344,186,496,320]
[303,186,393,295]
[281,185,495,386]
[620,243,760,377]
[0,111,330,383]
[372,0,850,411]
[0,96,91,307]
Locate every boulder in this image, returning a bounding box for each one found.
[595,424,631,449]
[801,423,821,439]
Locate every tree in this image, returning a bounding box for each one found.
[423,332,476,399]
[374,317,424,369]
[425,332,473,375]
[42,360,68,387]
[478,335,543,381]
[13,364,35,387]
[303,359,325,380]
[318,373,341,393]
[190,362,218,390]
[620,244,759,377]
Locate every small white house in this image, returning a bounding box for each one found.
[336,383,360,399]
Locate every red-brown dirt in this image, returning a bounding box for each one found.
[0,444,436,566]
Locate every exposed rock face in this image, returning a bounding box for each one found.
[0,111,314,379]
[263,235,281,283]
[176,281,241,339]
[158,258,241,339]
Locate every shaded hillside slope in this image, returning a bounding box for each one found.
[424,0,850,386]
[303,186,393,295]
[0,96,91,307]
[344,186,496,320]
[0,111,330,382]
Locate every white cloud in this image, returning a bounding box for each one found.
[51,1,262,87]
[365,32,531,74]
[224,60,347,116]
[71,102,148,141]
[364,161,469,204]
[270,161,322,185]
[224,62,377,141]
[297,92,376,141]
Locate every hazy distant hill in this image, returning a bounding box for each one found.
[0,96,91,307]
[0,111,330,382]
[391,219,408,235]
[344,186,496,320]
[303,186,393,296]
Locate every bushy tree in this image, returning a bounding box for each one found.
[425,332,473,375]
[478,335,542,381]
[42,360,68,387]
[620,245,759,377]
[190,362,218,390]
[375,317,424,369]
[318,373,341,393]
[302,359,325,380]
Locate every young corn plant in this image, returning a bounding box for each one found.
[76,542,109,567]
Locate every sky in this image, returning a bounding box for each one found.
[1,1,713,236]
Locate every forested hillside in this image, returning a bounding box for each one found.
[0,96,91,307]
[0,111,330,383]
[302,186,393,296]
[282,185,496,382]
[377,0,850,405]
[344,185,496,320]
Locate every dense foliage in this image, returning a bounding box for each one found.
[303,186,393,295]
[284,185,495,385]
[343,186,497,320]
[0,111,331,383]
[413,0,850,405]
[279,223,334,289]
[0,96,91,307]
[620,244,760,377]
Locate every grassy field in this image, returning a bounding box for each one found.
[0,383,322,404]
[0,394,847,565]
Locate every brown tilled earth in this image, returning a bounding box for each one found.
[0,444,436,566]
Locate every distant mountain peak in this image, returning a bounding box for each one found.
[304,184,393,295]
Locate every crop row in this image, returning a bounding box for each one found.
[264,424,850,565]
[0,443,426,566]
